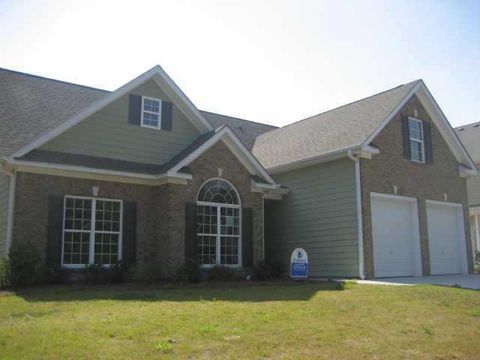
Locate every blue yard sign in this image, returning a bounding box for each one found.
[290,248,309,279]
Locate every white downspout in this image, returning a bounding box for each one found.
[0,162,16,255]
[348,150,365,279]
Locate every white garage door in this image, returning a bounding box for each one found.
[371,193,422,278]
[427,201,468,275]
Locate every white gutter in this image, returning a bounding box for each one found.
[0,162,16,255]
[347,150,365,279]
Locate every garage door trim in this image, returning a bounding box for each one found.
[371,192,423,277]
[426,200,468,275]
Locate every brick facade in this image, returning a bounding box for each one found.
[360,95,473,278]
[12,141,264,278]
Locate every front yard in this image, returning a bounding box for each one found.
[0,282,479,359]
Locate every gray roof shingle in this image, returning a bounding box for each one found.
[252,80,420,169]
[455,121,480,163]
[0,68,275,160]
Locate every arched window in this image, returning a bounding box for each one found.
[196,179,241,267]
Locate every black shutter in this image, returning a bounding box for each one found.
[185,203,197,262]
[122,201,137,266]
[242,207,253,267]
[46,195,64,267]
[401,116,411,160]
[423,121,433,164]
[128,94,142,126]
[161,101,173,131]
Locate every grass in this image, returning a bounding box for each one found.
[0,281,479,359]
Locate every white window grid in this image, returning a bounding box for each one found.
[62,196,123,268]
[196,179,241,268]
[408,117,425,163]
[141,96,162,129]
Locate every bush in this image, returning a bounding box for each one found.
[8,242,42,287]
[85,262,126,284]
[176,260,203,283]
[127,262,162,283]
[252,260,285,281]
[207,266,233,281]
[0,258,10,289]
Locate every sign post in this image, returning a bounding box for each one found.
[290,248,309,280]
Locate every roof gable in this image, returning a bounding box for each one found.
[455,122,480,163]
[8,65,213,159]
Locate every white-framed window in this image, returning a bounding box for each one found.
[196,179,241,267]
[408,117,425,163]
[62,196,123,268]
[141,96,162,129]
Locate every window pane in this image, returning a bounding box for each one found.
[64,198,92,230]
[408,119,423,140]
[196,235,216,265]
[410,141,423,162]
[143,98,160,113]
[220,236,239,265]
[196,205,217,235]
[94,233,119,265]
[197,179,239,204]
[142,112,159,127]
[63,231,90,265]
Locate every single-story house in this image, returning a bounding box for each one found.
[0,65,477,279]
[455,122,480,254]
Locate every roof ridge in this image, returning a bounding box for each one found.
[0,67,111,93]
[256,79,422,140]
[200,110,277,128]
[455,120,480,130]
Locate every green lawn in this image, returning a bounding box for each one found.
[0,282,479,359]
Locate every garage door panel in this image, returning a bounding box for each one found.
[371,194,421,278]
[427,202,467,275]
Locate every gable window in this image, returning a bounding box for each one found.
[62,196,122,268]
[141,96,162,129]
[196,179,241,267]
[408,118,425,163]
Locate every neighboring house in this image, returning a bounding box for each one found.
[0,66,477,279]
[455,122,480,254]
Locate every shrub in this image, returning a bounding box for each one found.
[207,266,233,281]
[253,260,285,281]
[176,260,203,283]
[128,262,162,283]
[84,262,126,284]
[8,242,42,287]
[0,258,10,289]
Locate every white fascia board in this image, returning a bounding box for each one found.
[267,145,364,175]
[7,159,191,186]
[459,164,477,178]
[9,65,212,160]
[168,127,276,185]
[415,83,477,173]
[363,81,422,146]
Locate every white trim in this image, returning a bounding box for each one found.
[370,192,423,277]
[407,117,426,164]
[8,159,191,186]
[474,214,480,254]
[363,81,477,175]
[8,65,213,159]
[168,127,276,185]
[196,179,242,268]
[347,151,365,279]
[61,195,123,268]
[140,96,162,130]
[426,200,469,274]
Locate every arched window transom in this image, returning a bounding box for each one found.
[197,179,239,205]
[196,179,241,267]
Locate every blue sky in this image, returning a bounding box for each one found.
[1,0,479,127]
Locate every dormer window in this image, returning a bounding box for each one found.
[408,118,425,163]
[141,96,162,129]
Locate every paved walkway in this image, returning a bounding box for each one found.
[356,274,480,290]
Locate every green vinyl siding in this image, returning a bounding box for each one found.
[467,165,480,207]
[40,80,201,165]
[265,158,359,277]
[0,172,10,257]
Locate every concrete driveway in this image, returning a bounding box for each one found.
[357,274,480,290]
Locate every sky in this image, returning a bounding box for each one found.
[1,0,479,127]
